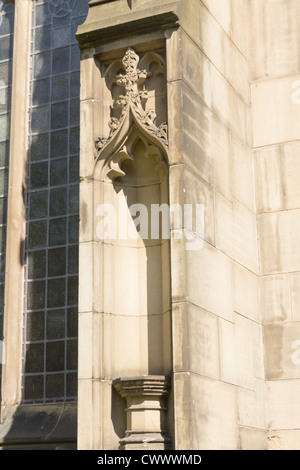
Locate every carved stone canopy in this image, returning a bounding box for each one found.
[94,48,168,182]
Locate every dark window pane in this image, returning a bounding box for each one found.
[25,343,44,373]
[0,11,14,36]
[35,3,53,26]
[27,250,46,279]
[52,47,70,75]
[66,372,77,397]
[53,11,71,28]
[49,217,67,246]
[47,277,66,308]
[50,158,67,186]
[28,220,47,249]
[69,127,79,156]
[67,307,77,338]
[0,225,6,253]
[50,129,68,158]
[31,105,50,133]
[0,255,5,282]
[34,25,52,52]
[70,44,80,71]
[46,373,64,399]
[50,187,67,216]
[51,101,68,129]
[27,280,45,311]
[32,78,51,106]
[30,161,48,190]
[67,339,77,370]
[33,51,52,79]
[0,197,7,225]
[68,215,78,244]
[67,276,78,306]
[53,26,71,49]
[46,341,65,372]
[69,185,78,214]
[51,74,69,102]
[70,71,79,98]
[29,190,48,220]
[0,37,13,62]
[69,155,79,185]
[31,133,49,161]
[26,311,45,342]
[0,284,4,312]
[69,99,79,126]
[24,375,44,400]
[68,245,78,275]
[48,247,66,277]
[73,1,89,17]
[47,310,65,340]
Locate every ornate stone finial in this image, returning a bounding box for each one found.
[116,48,147,98]
[94,48,168,160]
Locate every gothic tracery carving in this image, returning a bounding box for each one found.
[94,48,168,175]
[48,0,76,18]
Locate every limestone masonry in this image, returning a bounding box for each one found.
[0,0,300,451]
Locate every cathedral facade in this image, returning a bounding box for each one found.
[0,0,299,451]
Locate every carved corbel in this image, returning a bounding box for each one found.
[113,376,171,450]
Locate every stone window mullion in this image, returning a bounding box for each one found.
[1,0,33,421]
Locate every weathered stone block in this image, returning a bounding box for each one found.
[172,302,220,379]
[215,193,258,273]
[239,427,267,450]
[189,374,239,450]
[249,0,300,81]
[219,314,264,388]
[264,323,300,380]
[237,379,266,429]
[233,261,260,322]
[252,75,300,147]
[186,241,234,321]
[260,274,291,324]
[266,380,300,430]
[258,210,300,274]
[268,430,300,450]
[169,163,215,246]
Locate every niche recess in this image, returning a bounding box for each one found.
[93,47,172,448]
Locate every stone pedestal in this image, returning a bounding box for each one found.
[113,376,171,450]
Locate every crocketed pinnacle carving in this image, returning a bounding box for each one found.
[95,48,168,161]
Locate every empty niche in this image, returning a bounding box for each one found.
[94,48,172,377]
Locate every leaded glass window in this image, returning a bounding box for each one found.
[22,0,89,404]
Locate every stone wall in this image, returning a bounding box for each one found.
[172,0,265,450]
[250,0,300,450]
[76,0,300,450]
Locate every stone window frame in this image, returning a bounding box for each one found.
[0,2,78,448]
[1,0,33,422]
